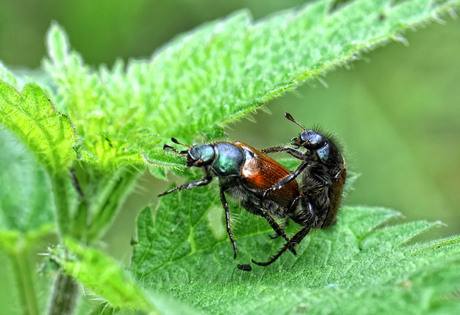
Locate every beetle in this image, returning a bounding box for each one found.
[158,138,301,262]
[251,112,347,266]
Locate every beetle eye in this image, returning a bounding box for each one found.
[189,145,215,164]
[300,132,308,142]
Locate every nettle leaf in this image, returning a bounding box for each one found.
[42,0,460,176]
[52,238,200,314]
[0,81,78,174]
[130,186,460,313]
[0,129,55,252]
[0,129,54,315]
[43,25,162,172]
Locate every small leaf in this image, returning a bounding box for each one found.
[0,81,78,173]
[0,129,55,250]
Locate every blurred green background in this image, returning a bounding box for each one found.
[0,0,459,311]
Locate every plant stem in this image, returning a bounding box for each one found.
[50,172,71,238]
[47,270,79,315]
[87,166,141,241]
[10,240,40,315]
[49,172,80,314]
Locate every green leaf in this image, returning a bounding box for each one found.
[0,129,55,254]
[43,24,152,172]
[0,80,78,237]
[42,0,460,176]
[0,129,54,234]
[130,186,460,313]
[52,238,200,314]
[0,129,55,315]
[0,81,78,173]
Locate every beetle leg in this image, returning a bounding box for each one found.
[334,168,345,180]
[251,226,311,266]
[262,146,305,159]
[269,218,289,239]
[158,175,213,197]
[262,160,310,199]
[258,210,296,255]
[219,187,238,259]
[261,145,288,153]
[312,173,329,186]
[298,191,330,229]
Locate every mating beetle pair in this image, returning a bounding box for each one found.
[159,113,346,269]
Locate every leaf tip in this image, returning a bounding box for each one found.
[46,22,70,63]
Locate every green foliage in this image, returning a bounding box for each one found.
[0,130,55,315]
[50,238,200,314]
[43,24,178,172]
[0,130,54,235]
[40,0,460,175]
[0,0,459,314]
[130,187,460,314]
[0,82,78,174]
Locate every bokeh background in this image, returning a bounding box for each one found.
[0,0,459,309]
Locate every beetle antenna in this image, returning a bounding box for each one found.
[171,137,192,148]
[284,112,305,131]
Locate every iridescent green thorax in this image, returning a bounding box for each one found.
[211,142,245,176]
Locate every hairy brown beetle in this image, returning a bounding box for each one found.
[252,113,347,266]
